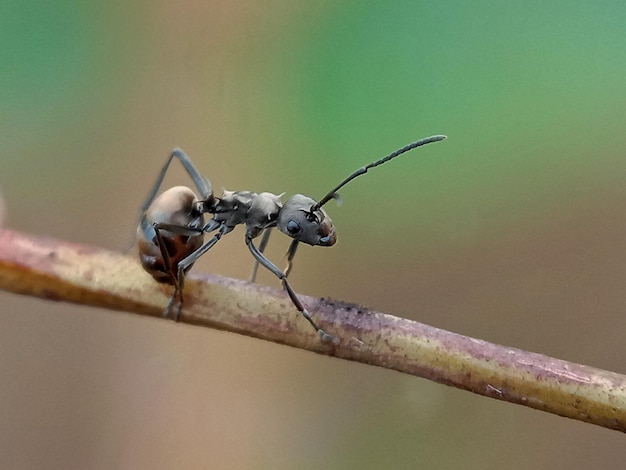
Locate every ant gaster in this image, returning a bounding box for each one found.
[137,134,446,341]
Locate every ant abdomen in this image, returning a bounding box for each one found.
[137,186,205,285]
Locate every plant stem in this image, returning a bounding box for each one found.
[0,228,624,432]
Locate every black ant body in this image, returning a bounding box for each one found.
[137,134,446,341]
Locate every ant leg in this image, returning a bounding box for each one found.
[154,221,232,321]
[177,223,232,272]
[128,149,213,252]
[246,235,335,343]
[153,225,178,317]
[153,222,210,237]
[153,222,205,320]
[249,228,272,282]
[283,239,299,278]
[166,270,185,322]
[141,149,212,214]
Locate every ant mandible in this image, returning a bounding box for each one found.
[136,134,446,342]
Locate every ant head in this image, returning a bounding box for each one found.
[277,194,337,246]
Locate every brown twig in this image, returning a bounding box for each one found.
[0,228,625,432]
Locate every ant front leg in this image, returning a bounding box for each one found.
[249,227,272,283]
[249,233,298,282]
[245,235,335,343]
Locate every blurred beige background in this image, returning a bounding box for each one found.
[1,2,625,469]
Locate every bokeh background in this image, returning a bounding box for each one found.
[1,1,625,468]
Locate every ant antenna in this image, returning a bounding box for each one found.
[312,134,447,211]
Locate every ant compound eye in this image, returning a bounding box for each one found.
[286,220,301,235]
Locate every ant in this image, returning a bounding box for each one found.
[136,134,446,341]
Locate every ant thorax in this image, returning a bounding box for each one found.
[213,190,283,238]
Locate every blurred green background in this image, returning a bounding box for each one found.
[1,1,625,468]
